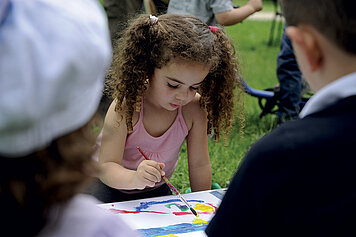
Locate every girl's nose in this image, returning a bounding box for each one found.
[175,91,188,103]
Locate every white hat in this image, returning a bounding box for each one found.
[0,0,112,157]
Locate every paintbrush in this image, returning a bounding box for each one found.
[137,146,199,217]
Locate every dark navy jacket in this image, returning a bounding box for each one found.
[206,96,356,236]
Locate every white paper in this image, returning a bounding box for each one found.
[98,189,226,237]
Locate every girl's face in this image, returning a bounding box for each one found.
[147,61,210,111]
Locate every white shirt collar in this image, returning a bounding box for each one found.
[300,72,356,118]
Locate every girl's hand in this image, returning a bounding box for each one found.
[134,160,165,189]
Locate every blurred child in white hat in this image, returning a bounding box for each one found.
[0,0,139,236]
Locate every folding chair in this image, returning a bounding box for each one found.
[241,77,309,118]
[267,0,284,46]
[143,0,157,15]
[143,0,169,15]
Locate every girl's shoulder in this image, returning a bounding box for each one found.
[105,99,139,128]
[182,94,207,130]
[102,100,126,135]
[182,93,202,112]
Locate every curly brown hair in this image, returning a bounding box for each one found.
[0,117,99,236]
[109,14,244,141]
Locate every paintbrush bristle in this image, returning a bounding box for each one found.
[190,207,199,217]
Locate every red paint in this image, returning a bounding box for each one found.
[172,211,193,216]
[109,208,169,215]
[173,211,214,216]
[109,206,217,216]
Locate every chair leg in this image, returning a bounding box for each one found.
[268,0,284,46]
[144,0,157,15]
[268,18,277,46]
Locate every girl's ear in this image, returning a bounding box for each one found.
[286,25,322,72]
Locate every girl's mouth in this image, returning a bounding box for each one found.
[170,103,180,108]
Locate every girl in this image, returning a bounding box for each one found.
[94,14,243,202]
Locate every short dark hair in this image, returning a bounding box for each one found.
[280,0,356,55]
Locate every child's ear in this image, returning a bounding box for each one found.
[286,25,322,72]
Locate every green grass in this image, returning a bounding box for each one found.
[170,19,281,193]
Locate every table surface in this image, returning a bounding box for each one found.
[98,188,226,237]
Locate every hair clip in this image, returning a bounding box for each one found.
[209,26,219,33]
[149,15,158,24]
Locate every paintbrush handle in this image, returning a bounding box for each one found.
[162,175,187,205]
[162,176,199,217]
[162,176,178,195]
[137,147,198,217]
[177,193,190,208]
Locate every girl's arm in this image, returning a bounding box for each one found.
[98,101,165,190]
[184,98,212,192]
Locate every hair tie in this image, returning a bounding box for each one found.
[209,26,219,33]
[149,15,158,24]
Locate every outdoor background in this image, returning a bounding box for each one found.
[170,0,285,192]
[96,0,286,193]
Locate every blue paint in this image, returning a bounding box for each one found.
[138,222,208,237]
[136,199,204,212]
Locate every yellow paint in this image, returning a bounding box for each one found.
[192,218,209,225]
[157,235,178,237]
[193,203,215,213]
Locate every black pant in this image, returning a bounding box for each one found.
[85,178,172,203]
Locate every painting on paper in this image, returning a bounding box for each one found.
[98,189,225,237]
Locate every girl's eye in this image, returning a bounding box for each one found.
[190,86,199,91]
[167,83,179,89]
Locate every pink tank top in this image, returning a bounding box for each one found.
[122,102,188,191]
